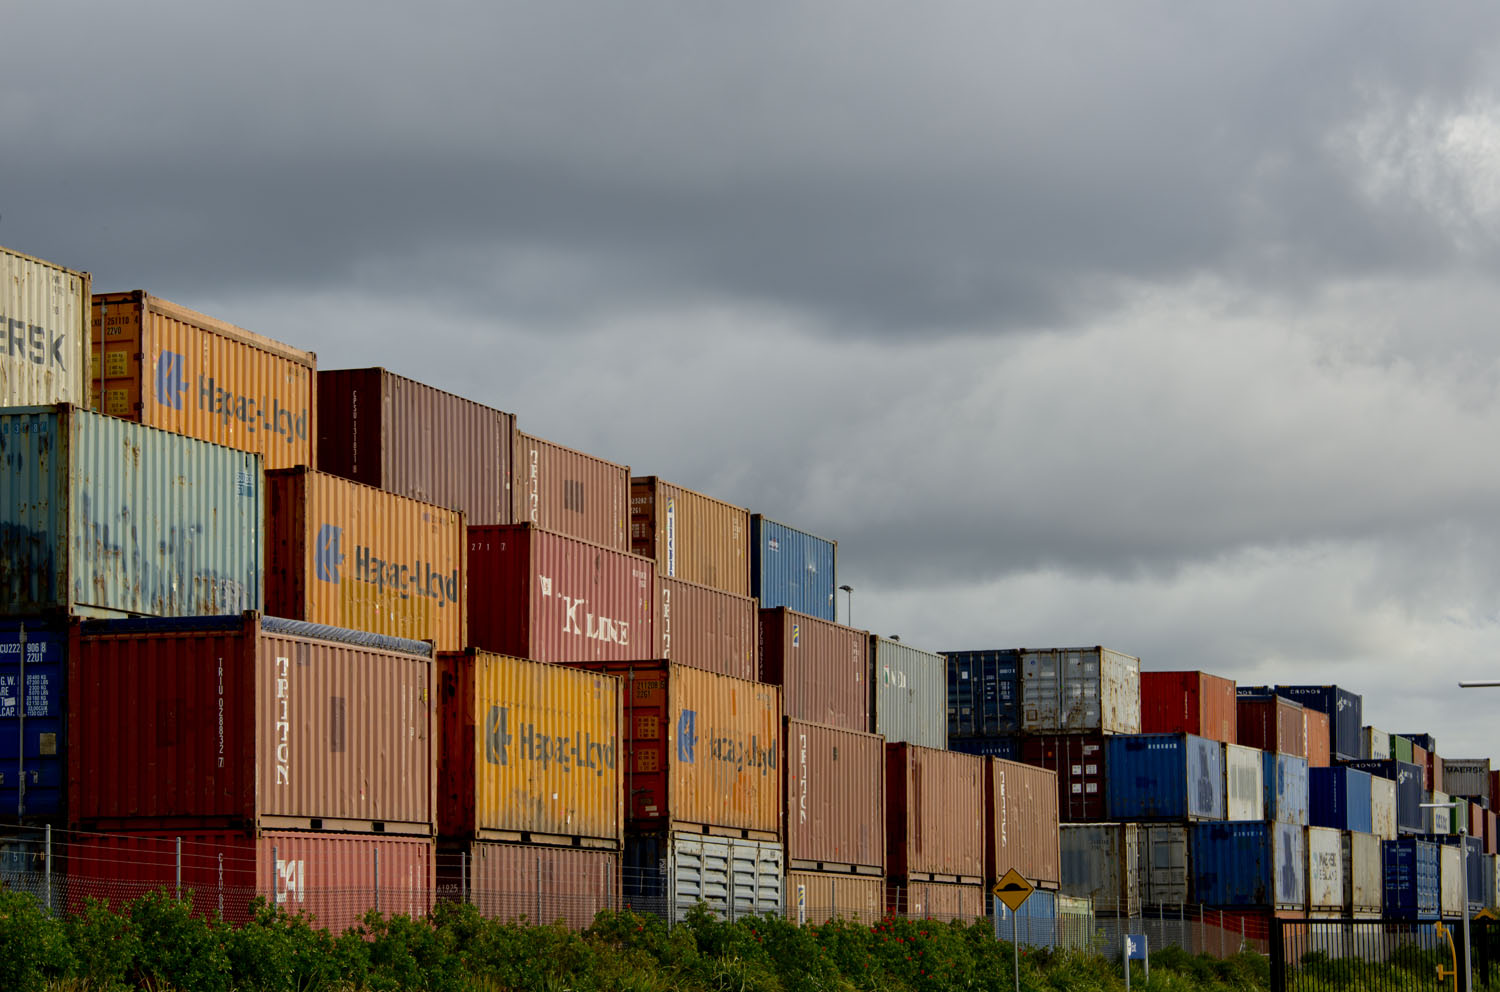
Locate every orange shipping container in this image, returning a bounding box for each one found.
[989,758,1061,889]
[785,870,884,923]
[785,718,885,874]
[570,660,781,836]
[1304,710,1331,768]
[266,468,466,651]
[513,431,630,551]
[631,477,751,596]
[659,575,759,680]
[885,742,984,883]
[438,650,622,847]
[92,291,316,470]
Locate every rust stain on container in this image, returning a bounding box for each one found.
[1304,710,1331,768]
[468,524,655,663]
[658,575,758,680]
[989,757,1061,889]
[317,368,514,525]
[885,742,984,883]
[265,468,466,651]
[785,718,885,874]
[69,612,436,832]
[630,477,750,596]
[92,291,315,469]
[785,870,884,923]
[512,431,630,551]
[438,649,622,846]
[438,842,619,929]
[1,245,91,407]
[760,607,870,733]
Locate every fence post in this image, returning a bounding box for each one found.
[44,824,51,915]
[536,855,542,926]
[271,845,278,906]
[1269,917,1285,992]
[175,837,182,901]
[374,848,381,916]
[461,850,468,905]
[832,876,837,922]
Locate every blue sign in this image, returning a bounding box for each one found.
[155,351,188,409]
[677,710,698,763]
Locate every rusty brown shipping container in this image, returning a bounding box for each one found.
[569,660,781,837]
[317,368,514,525]
[265,468,466,651]
[1304,710,1331,768]
[1237,694,1305,757]
[761,607,870,733]
[92,291,316,470]
[786,870,884,923]
[885,742,984,883]
[438,649,622,846]
[988,758,1061,890]
[885,880,987,922]
[68,612,436,833]
[438,842,619,929]
[631,477,751,596]
[468,524,655,664]
[658,575,758,680]
[1019,734,1108,822]
[785,718,885,875]
[513,430,630,551]
[1139,671,1237,744]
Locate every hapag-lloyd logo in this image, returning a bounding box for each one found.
[154,349,309,443]
[539,571,645,646]
[314,523,460,607]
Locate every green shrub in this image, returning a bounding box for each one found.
[125,889,231,992]
[0,889,72,992]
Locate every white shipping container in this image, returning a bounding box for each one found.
[1442,759,1492,800]
[1371,778,1397,841]
[1440,845,1463,918]
[1225,743,1265,821]
[1361,726,1389,761]
[1342,831,1382,917]
[1307,827,1345,916]
[0,246,90,407]
[1427,791,1452,834]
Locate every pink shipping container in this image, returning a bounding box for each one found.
[66,830,434,931]
[438,842,619,929]
[468,524,656,663]
[786,870,884,923]
[69,612,435,833]
[785,718,885,875]
[885,880,987,922]
[1237,695,1305,757]
[512,431,631,552]
[760,607,870,734]
[1139,671,1237,744]
[989,758,1061,890]
[658,575,759,680]
[885,743,984,883]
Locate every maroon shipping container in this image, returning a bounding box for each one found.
[658,575,759,680]
[69,613,436,833]
[760,607,870,733]
[512,431,631,552]
[437,842,619,929]
[66,830,434,931]
[1490,770,1500,813]
[317,368,515,526]
[884,880,987,922]
[468,524,656,663]
[989,758,1061,889]
[1304,710,1330,768]
[1236,696,1305,757]
[885,743,984,883]
[1019,734,1108,822]
[785,718,885,874]
[1140,671,1237,744]
[1486,811,1497,856]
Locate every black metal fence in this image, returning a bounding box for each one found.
[1271,917,1500,992]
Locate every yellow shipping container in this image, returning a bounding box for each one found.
[92,291,316,469]
[266,468,466,651]
[631,477,751,596]
[785,870,884,923]
[439,650,622,847]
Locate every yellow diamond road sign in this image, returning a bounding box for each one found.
[993,868,1034,911]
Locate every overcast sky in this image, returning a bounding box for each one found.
[10,4,1500,758]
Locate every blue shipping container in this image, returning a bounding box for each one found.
[0,621,67,820]
[946,650,1021,737]
[1192,821,1305,910]
[1309,767,1373,834]
[749,516,836,620]
[993,889,1057,948]
[1417,834,1485,914]
[1106,734,1225,821]
[1263,753,1309,826]
[1405,734,1438,752]
[947,736,1019,760]
[1274,685,1363,762]
[1383,838,1440,920]
[1342,760,1423,834]
[1236,685,1272,698]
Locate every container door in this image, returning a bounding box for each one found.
[1141,824,1189,906]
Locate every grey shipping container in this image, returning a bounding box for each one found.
[623,831,783,923]
[1441,759,1492,800]
[1059,823,1139,916]
[1140,823,1191,906]
[1021,646,1140,735]
[871,636,946,748]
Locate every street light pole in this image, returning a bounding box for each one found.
[839,585,853,627]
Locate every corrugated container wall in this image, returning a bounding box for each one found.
[1413,744,1430,790]
[1362,726,1389,761]
[1303,710,1330,768]
[1407,733,1438,752]
[1191,821,1305,911]
[1344,831,1382,917]
[1273,685,1362,763]
[69,613,435,832]
[1140,823,1192,906]
[1236,693,1305,757]
[749,515,836,620]
[439,842,619,929]
[946,650,1020,737]
[786,870,884,923]
[92,292,314,470]
[1371,777,1397,840]
[513,431,630,551]
[784,719,884,873]
[1440,845,1463,917]
[1343,760,1423,834]
[1427,790,1452,834]
[316,368,513,525]
[885,743,984,882]
[1391,735,1414,763]
[1021,647,1141,735]
[1310,767,1373,834]
[1306,827,1345,916]
[437,650,621,846]
[760,608,869,733]
[624,831,783,923]
[1,246,90,407]
[886,880,987,923]
[871,637,946,749]
[574,661,780,836]
[1265,754,1310,826]
[989,758,1061,889]
[265,468,465,651]
[657,576,758,680]
[1384,837,1440,920]
[1443,759,1492,800]
[1139,670,1236,743]
[1105,733,1225,821]
[631,477,750,596]
[0,405,262,618]
[1059,823,1139,916]
[0,620,68,820]
[1021,734,1108,822]
[1225,743,1265,821]
[467,525,655,664]
[1431,754,1445,795]
[949,736,1018,761]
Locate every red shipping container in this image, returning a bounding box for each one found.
[1019,734,1108,822]
[437,842,619,929]
[1236,696,1305,757]
[785,718,885,874]
[885,743,984,883]
[468,524,656,663]
[69,612,435,833]
[658,575,758,680]
[66,830,433,932]
[1140,671,1237,744]
[884,880,987,922]
[760,607,870,733]
[988,758,1061,889]
[1304,710,1330,768]
[512,431,631,552]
